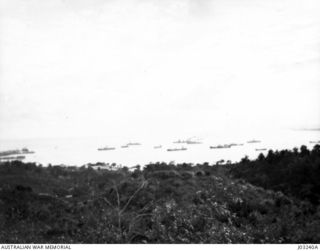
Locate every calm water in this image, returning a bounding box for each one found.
[0,129,319,167]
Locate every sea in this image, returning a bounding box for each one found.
[0,129,319,167]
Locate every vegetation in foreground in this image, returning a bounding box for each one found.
[0,145,320,243]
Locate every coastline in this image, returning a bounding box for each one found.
[0,144,319,243]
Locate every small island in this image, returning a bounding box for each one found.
[0,148,35,162]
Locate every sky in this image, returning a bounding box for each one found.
[0,0,320,140]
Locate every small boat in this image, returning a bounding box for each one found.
[247,140,261,144]
[310,141,320,144]
[97,147,116,151]
[154,145,162,149]
[121,145,129,148]
[167,147,187,152]
[255,148,267,151]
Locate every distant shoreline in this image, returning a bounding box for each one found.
[1,144,319,169]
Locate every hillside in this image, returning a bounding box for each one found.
[0,145,320,243]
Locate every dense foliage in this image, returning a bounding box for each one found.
[230,145,320,204]
[0,145,319,243]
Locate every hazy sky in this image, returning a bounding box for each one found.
[0,0,320,140]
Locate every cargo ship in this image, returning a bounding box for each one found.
[167,147,187,152]
[97,146,116,151]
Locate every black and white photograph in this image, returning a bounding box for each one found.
[0,0,320,245]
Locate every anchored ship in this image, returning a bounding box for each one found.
[210,144,231,149]
[127,142,141,146]
[167,147,187,152]
[97,146,116,151]
[247,140,261,144]
[255,148,267,151]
